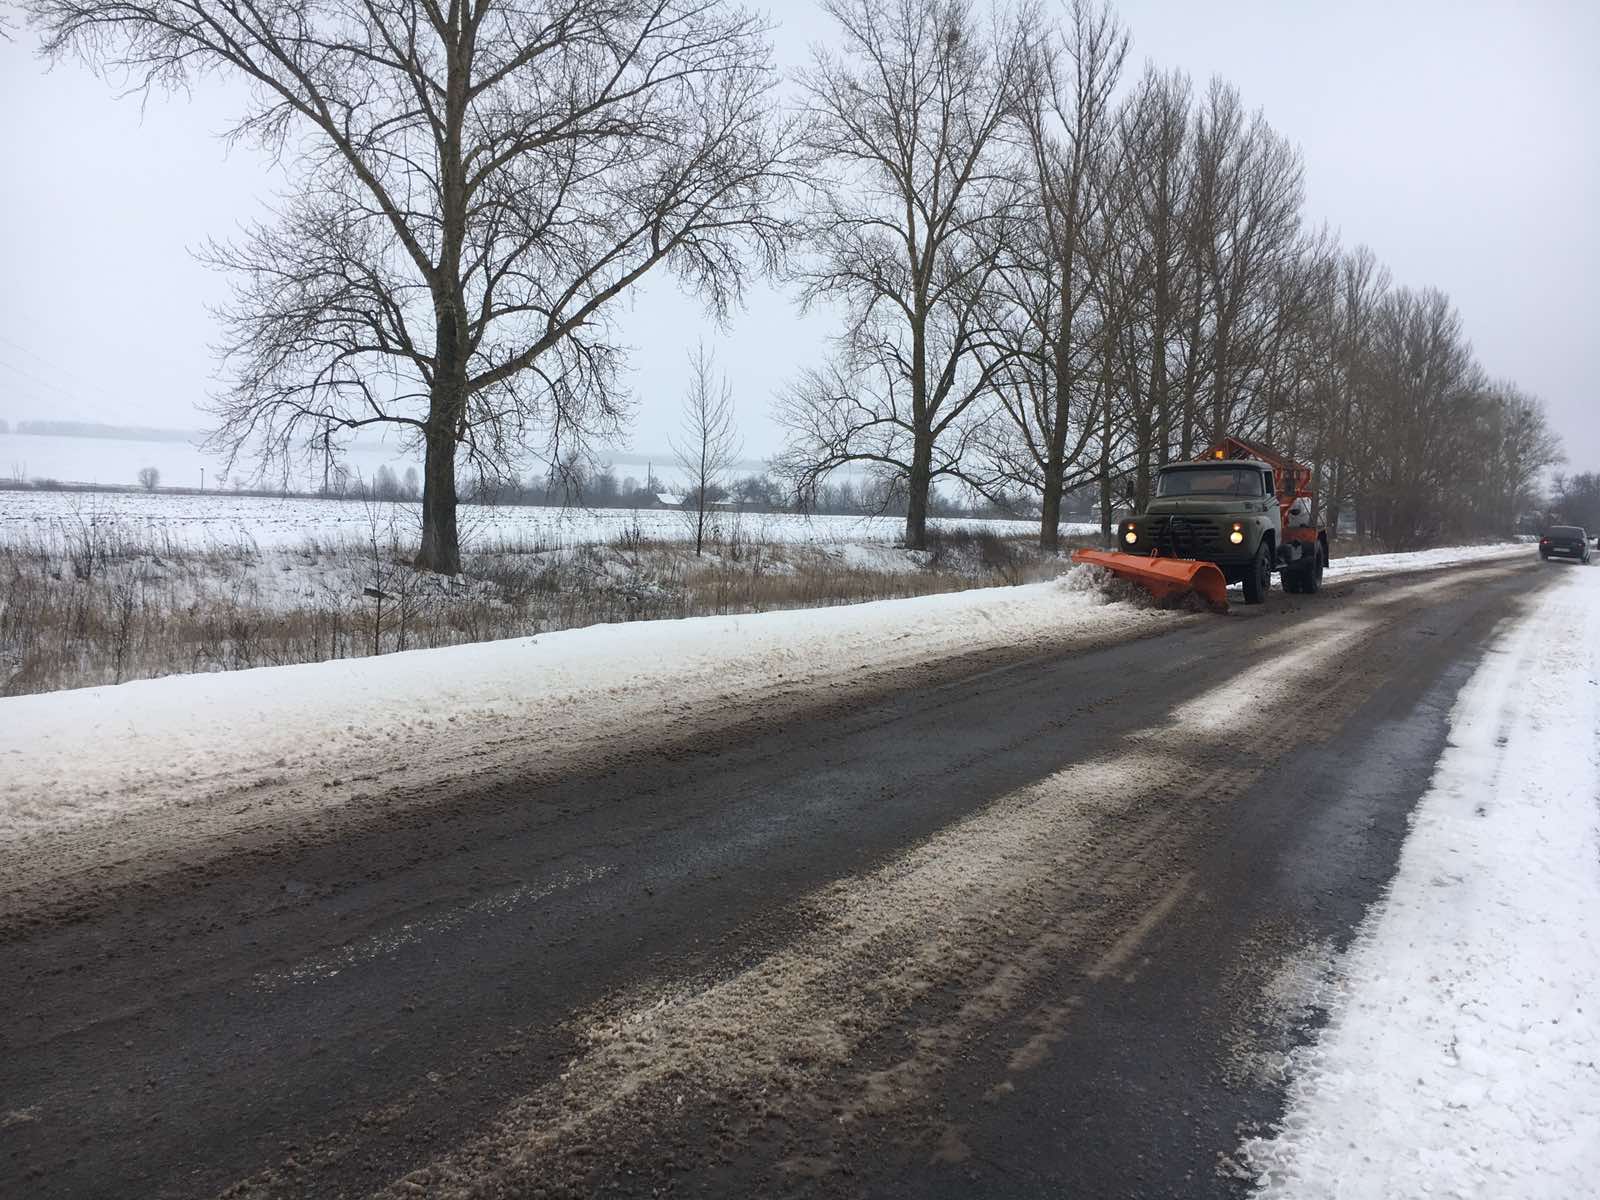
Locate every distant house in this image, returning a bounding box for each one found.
[655,492,740,512]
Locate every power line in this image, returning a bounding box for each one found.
[0,356,90,407]
[0,333,103,397]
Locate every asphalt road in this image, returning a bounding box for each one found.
[1,557,1547,1198]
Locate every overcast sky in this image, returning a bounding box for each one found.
[1,0,1596,473]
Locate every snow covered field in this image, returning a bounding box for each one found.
[1243,560,1600,1197]
[0,486,1077,696]
[0,487,1065,551]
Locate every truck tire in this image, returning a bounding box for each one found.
[1301,544,1324,593]
[1242,540,1272,605]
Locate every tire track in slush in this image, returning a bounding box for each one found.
[348,573,1496,1198]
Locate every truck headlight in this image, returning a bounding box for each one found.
[1124,529,1138,545]
[1229,530,1244,545]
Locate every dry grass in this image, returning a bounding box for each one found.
[0,518,1064,697]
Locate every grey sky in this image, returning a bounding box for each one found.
[1,0,1595,474]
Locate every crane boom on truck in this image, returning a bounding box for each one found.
[1072,437,1330,613]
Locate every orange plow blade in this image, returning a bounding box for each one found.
[1071,549,1230,614]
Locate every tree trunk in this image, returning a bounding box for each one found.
[1210,324,1231,444]
[904,433,933,550]
[1040,469,1064,555]
[1097,365,1114,544]
[416,422,461,574]
[1097,463,1112,544]
[1154,331,1171,469]
[1152,248,1171,467]
[1134,407,1153,510]
[1040,344,1071,555]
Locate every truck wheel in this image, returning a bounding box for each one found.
[1301,546,1324,594]
[1242,541,1272,605]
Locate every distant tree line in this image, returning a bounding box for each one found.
[314,463,424,503]
[455,457,1009,520]
[1548,474,1600,532]
[14,420,196,443]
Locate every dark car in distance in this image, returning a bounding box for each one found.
[1539,526,1592,564]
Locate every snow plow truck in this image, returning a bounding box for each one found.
[1072,437,1329,614]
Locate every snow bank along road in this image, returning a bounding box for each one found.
[2,545,1583,1197]
[1243,555,1600,1198]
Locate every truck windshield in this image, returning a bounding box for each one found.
[1155,468,1265,498]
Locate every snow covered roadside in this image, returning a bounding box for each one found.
[1241,560,1600,1198]
[0,541,1526,856]
[0,567,1174,848]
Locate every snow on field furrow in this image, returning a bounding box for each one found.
[0,489,1067,551]
[1240,561,1600,1199]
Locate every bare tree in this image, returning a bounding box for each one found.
[776,0,1025,549]
[1189,80,1305,447]
[1551,472,1600,531]
[29,0,796,573]
[137,466,160,491]
[1110,65,1193,507]
[1359,287,1481,546]
[981,0,1128,552]
[1321,244,1389,537]
[1476,382,1562,535]
[671,342,740,556]
[1223,224,1334,453]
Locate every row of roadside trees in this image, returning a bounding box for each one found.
[24,0,1563,567]
[772,0,1562,552]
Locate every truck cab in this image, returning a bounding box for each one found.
[1117,450,1328,605]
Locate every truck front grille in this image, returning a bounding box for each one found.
[1145,517,1224,558]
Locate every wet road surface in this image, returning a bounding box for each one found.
[1,558,1545,1198]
